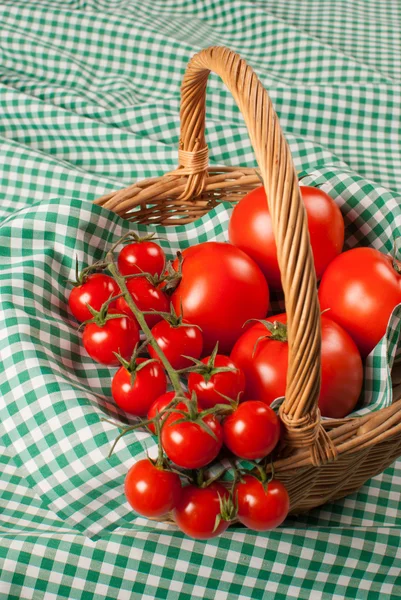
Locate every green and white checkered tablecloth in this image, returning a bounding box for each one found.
[1,1,401,598]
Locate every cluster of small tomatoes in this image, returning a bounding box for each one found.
[68,183,401,539]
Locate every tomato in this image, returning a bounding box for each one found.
[68,273,119,322]
[222,401,280,460]
[125,459,182,518]
[231,313,363,418]
[173,483,230,539]
[161,402,223,469]
[148,319,203,370]
[118,240,165,278]
[147,391,190,434]
[318,247,401,357]
[111,358,167,416]
[229,185,344,290]
[235,475,289,531]
[116,276,169,329]
[171,242,269,354]
[188,353,245,409]
[82,309,139,366]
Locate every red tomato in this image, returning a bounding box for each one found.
[319,247,401,357]
[125,459,182,518]
[116,276,169,329]
[148,320,203,370]
[171,242,269,354]
[147,391,190,434]
[229,185,344,290]
[235,475,289,531]
[161,402,223,469]
[222,401,280,460]
[231,313,363,418]
[173,483,230,539]
[82,309,139,366]
[188,354,245,409]
[111,358,167,416]
[118,241,165,277]
[68,273,119,322]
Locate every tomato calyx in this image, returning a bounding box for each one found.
[146,302,201,331]
[68,256,109,286]
[169,392,221,442]
[160,252,184,295]
[80,293,125,328]
[245,319,288,356]
[249,456,276,493]
[114,345,159,387]
[214,492,238,531]
[179,343,237,382]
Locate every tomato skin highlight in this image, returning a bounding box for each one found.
[318,247,401,357]
[231,313,363,418]
[82,310,139,366]
[149,320,203,370]
[125,459,182,518]
[173,483,230,539]
[68,273,119,322]
[118,241,165,277]
[161,403,223,469]
[235,475,289,531]
[116,277,169,329]
[222,401,280,460]
[171,242,269,354]
[111,358,167,416]
[188,354,245,409]
[229,185,344,290]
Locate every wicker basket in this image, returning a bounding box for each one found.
[95,46,401,514]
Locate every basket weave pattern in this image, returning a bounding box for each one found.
[95,46,401,514]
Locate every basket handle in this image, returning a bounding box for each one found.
[178,46,336,466]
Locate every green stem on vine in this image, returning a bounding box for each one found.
[107,258,184,395]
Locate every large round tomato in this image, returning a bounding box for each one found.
[116,276,169,329]
[222,401,280,460]
[171,242,269,354]
[161,402,223,469]
[319,247,401,357]
[229,185,344,290]
[125,459,181,518]
[231,313,363,418]
[68,273,119,322]
[82,310,139,366]
[235,475,289,531]
[173,483,230,539]
[111,358,167,416]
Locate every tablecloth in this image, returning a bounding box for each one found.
[1,1,401,598]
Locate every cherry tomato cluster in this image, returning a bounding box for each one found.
[67,183,401,539]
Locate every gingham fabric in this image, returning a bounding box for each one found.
[1,1,401,598]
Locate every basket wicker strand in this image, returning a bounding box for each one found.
[95,46,401,514]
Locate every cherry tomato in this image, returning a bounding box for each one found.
[111,358,167,416]
[223,401,280,460]
[173,483,230,539]
[171,242,269,354]
[229,185,344,290]
[82,309,139,366]
[161,402,223,469]
[319,247,401,357]
[188,354,245,409]
[147,391,190,434]
[148,320,203,370]
[235,475,289,531]
[125,459,182,518]
[118,240,165,277]
[231,313,363,418]
[68,273,119,322]
[116,276,169,329]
